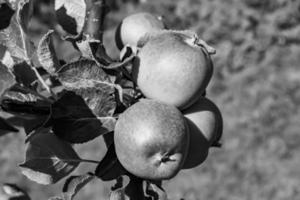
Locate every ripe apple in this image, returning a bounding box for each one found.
[114,99,189,180]
[115,12,165,50]
[182,97,223,169]
[132,31,213,110]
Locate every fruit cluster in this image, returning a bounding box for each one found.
[114,12,223,181]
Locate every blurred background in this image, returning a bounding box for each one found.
[1,0,300,199]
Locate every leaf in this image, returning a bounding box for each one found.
[95,142,125,181]
[55,0,86,39]
[57,59,117,117]
[0,116,18,134]
[51,91,116,143]
[23,115,51,136]
[1,49,14,69]
[12,61,37,87]
[61,173,95,200]
[0,0,35,64]
[37,30,60,75]
[145,181,168,200]
[19,129,81,185]
[123,176,145,200]
[109,188,126,200]
[1,183,31,200]
[0,85,51,119]
[76,38,114,67]
[0,3,15,30]
[0,62,16,97]
[109,175,144,200]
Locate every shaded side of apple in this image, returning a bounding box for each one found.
[182,97,223,169]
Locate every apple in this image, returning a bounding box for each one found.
[115,12,165,50]
[114,99,189,180]
[132,30,213,110]
[182,97,223,169]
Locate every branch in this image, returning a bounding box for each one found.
[83,0,108,41]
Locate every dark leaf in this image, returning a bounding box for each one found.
[0,85,51,119]
[12,62,37,87]
[51,91,116,143]
[57,59,117,117]
[37,30,60,75]
[1,183,31,200]
[124,176,144,200]
[0,116,18,134]
[20,129,81,185]
[61,173,95,200]
[95,142,125,181]
[55,0,86,39]
[0,3,15,30]
[0,62,16,97]
[23,115,51,135]
[0,0,35,64]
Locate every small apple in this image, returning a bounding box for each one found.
[182,97,223,169]
[132,30,213,110]
[114,99,189,180]
[115,12,165,50]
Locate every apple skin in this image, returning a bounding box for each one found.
[182,97,223,169]
[114,99,189,180]
[132,31,213,110]
[115,12,165,50]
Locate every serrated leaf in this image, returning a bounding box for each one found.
[51,91,116,143]
[1,85,51,119]
[95,142,125,181]
[57,59,117,117]
[37,30,60,75]
[61,173,95,200]
[0,3,15,30]
[0,62,16,97]
[19,129,81,185]
[0,0,35,64]
[55,0,86,39]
